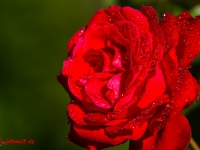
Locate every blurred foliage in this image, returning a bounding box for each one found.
[0,0,199,150]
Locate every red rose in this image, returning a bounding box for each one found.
[58,5,200,150]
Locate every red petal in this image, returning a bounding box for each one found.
[176,13,200,67]
[137,65,166,109]
[162,48,179,92]
[129,113,191,150]
[129,129,155,150]
[113,82,140,117]
[107,73,123,103]
[68,27,86,55]
[177,11,192,19]
[141,6,165,46]
[121,6,149,36]
[81,101,110,113]
[105,119,127,126]
[171,70,199,112]
[83,22,123,51]
[156,114,191,150]
[72,121,148,147]
[67,125,110,149]
[85,74,111,109]
[160,12,179,51]
[66,56,93,82]
[68,78,85,101]
[136,32,153,66]
[88,6,125,27]
[73,124,127,146]
[114,21,140,66]
[67,102,87,125]
[84,111,109,125]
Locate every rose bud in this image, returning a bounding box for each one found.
[58,5,200,150]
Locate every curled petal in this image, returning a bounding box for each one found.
[121,6,149,36]
[137,65,166,109]
[176,13,200,67]
[85,75,111,109]
[71,121,148,148]
[129,113,191,150]
[68,27,86,55]
[141,6,165,46]
[67,102,87,125]
[88,6,125,27]
[171,70,199,112]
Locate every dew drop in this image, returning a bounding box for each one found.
[187,53,193,59]
[69,109,74,113]
[79,29,84,36]
[185,41,191,46]
[166,104,170,108]
[156,117,163,122]
[175,86,181,91]
[101,103,106,107]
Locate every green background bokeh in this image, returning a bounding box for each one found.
[0,0,199,149]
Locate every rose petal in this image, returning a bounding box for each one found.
[156,114,191,150]
[136,32,153,66]
[113,96,140,119]
[121,6,149,36]
[105,119,128,126]
[88,6,125,27]
[107,73,123,102]
[176,13,200,67]
[171,69,199,112]
[160,12,179,51]
[67,125,110,150]
[114,82,140,116]
[85,74,111,109]
[83,22,123,51]
[72,121,148,147]
[73,124,127,146]
[84,112,109,126]
[141,6,165,46]
[67,58,94,81]
[162,48,179,92]
[114,21,140,66]
[81,101,110,113]
[177,11,192,20]
[67,102,87,125]
[68,27,86,55]
[137,65,166,109]
[129,113,191,150]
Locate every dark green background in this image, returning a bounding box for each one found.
[0,0,199,150]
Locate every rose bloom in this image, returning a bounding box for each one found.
[58,5,200,150]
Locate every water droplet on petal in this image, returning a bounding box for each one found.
[185,41,191,46]
[187,53,193,59]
